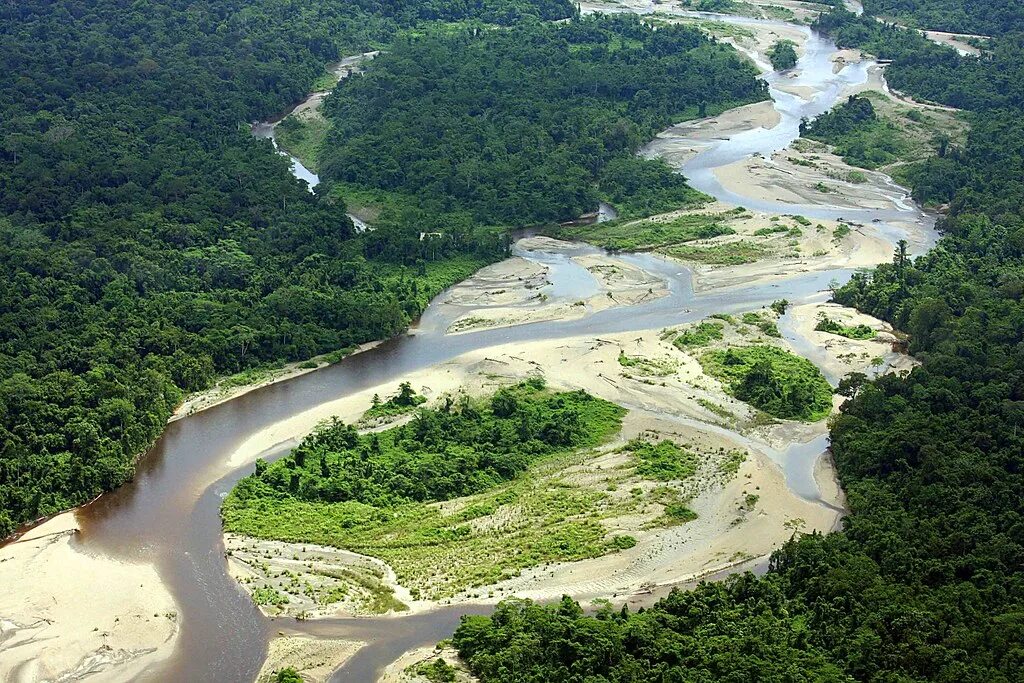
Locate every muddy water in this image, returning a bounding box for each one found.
[68,9,939,683]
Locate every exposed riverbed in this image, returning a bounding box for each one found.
[2,4,939,682]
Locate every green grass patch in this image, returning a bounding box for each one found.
[718,450,747,477]
[223,380,637,599]
[275,114,329,171]
[666,240,765,265]
[741,312,781,337]
[700,346,833,421]
[311,70,341,92]
[815,316,876,340]
[674,321,725,348]
[625,438,698,482]
[833,224,851,241]
[555,209,737,253]
[617,351,677,376]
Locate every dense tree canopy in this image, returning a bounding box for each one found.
[0,0,571,537]
[814,9,1024,111]
[319,15,766,224]
[863,0,1024,35]
[227,380,625,509]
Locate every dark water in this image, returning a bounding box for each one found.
[66,11,937,682]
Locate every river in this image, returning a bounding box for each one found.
[71,6,936,682]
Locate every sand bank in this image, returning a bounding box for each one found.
[785,301,917,381]
[443,238,668,334]
[256,634,364,683]
[614,200,894,293]
[921,30,983,56]
[640,101,781,168]
[0,514,178,682]
[379,646,476,683]
[712,144,914,212]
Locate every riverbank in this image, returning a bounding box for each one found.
[221,297,912,624]
[171,340,384,422]
[0,514,179,681]
[0,2,943,680]
[441,237,669,334]
[256,635,364,683]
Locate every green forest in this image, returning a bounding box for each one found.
[317,15,765,224]
[448,4,1024,682]
[800,95,909,169]
[863,0,1024,34]
[225,380,624,510]
[0,0,572,536]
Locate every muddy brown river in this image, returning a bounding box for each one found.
[70,7,936,681]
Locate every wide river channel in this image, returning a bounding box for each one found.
[73,5,936,681]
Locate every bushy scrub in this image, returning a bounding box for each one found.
[557,211,736,252]
[674,321,725,348]
[741,311,781,337]
[228,379,623,508]
[767,40,798,70]
[361,381,427,421]
[700,346,832,421]
[815,315,876,339]
[800,95,911,169]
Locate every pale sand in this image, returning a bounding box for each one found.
[256,635,364,683]
[640,100,781,168]
[712,148,914,213]
[463,410,840,607]
[276,51,378,121]
[832,48,863,74]
[0,514,178,682]
[785,301,917,381]
[226,533,418,619]
[440,257,549,308]
[379,646,476,683]
[922,30,982,56]
[444,240,668,334]
[621,200,894,293]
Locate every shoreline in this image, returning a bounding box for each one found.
[170,339,385,423]
[0,514,180,681]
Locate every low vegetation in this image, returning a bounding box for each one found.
[800,94,913,169]
[275,113,330,171]
[359,381,427,423]
[673,321,725,348]
[554,209,740,253]
[227,379,622,511]
[223,381,643,598]
[741,311,781,337]
[624,438,698,481]
[667,240,766,265]
[617,352,677,377]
